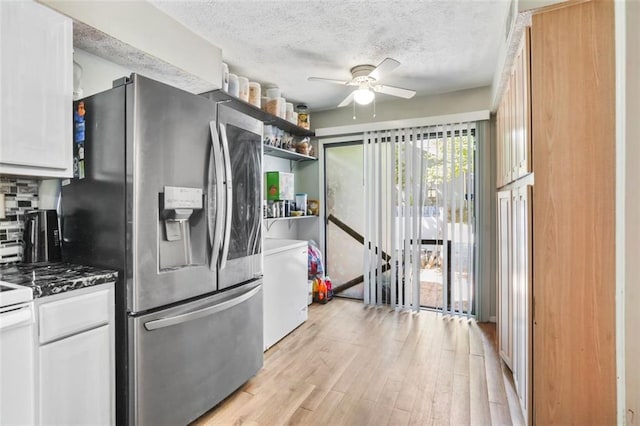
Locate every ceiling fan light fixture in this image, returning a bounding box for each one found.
[354,88,374,105]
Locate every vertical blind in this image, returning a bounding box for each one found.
[363,122,476,316]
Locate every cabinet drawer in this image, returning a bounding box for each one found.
[39,287,111,344]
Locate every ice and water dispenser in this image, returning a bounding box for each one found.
[159,186,206,270]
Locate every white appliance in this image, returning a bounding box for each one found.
[263,239,308,351]
[0,280,35,425]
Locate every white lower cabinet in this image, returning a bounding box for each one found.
[497,186,531,423]
[263,240,308,351]
[512,185,531,421]
[497,190,512,368]
[36,284,115,425]
[0,303,35,426]
[39,325,112,424]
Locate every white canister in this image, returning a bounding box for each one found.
[248,82,261,108]
[285,102,294,122]
[266,97,281,116]
[266,87,281,99]
[221,63,229,92]
[278,97,286,119]
[228,73,239,97]
[238,76,249,102]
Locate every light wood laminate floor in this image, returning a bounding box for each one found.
[193,298,522,426]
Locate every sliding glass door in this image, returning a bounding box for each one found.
[324,142,364,300]
[324,125,477,315]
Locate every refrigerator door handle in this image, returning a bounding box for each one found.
[143,284,260,331]
[208,121,224,271]
[218,123,233,270]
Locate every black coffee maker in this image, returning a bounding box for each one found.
[22,210,62,263]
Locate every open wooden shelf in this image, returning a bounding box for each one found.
[203,90,315,138]
[263,145,316,162]
[264,215,318,222]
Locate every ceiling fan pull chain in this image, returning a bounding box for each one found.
[373,97,376,118]
[353,101,357,120]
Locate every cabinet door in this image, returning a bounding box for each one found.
[516,30,531,177]
[532,1,616,423]
[512,185,531,424]
[39,325,113,425]
[496,103,503,187]
[512,31,531,180]
[500,86,512,186]
[509,68,518,181]
[0,0,73,177]
[497,190,512,367]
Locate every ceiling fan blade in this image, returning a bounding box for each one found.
[368,58,400,81]
[373,84,416,99]
[308,77,350,85]
[337,91,355,107]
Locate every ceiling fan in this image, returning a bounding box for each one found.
[308,58,416,107]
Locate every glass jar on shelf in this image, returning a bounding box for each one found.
[296,104,310,130]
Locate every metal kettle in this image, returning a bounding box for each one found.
[22,210,62,263]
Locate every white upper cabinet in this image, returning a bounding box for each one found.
[0,0,73,178]
[496,30,531,188]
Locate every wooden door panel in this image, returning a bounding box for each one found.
[531,1,616,424]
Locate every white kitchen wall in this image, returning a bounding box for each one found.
[312,86,491,129]
[263,155,318,242]
[40,0,222,90]
[35,49,131,228]
[74,49,131,98]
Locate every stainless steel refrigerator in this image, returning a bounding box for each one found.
[61,74,264,425]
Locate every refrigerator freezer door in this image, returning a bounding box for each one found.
[129,76,218,313]
[216,104,263,290]
[129,281,263,426]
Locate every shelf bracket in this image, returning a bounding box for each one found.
[264,219,275,232]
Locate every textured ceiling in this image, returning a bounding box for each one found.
[74,21,216,94]
[148,0,511,111]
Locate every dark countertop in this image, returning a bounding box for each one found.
[0,262,118,299]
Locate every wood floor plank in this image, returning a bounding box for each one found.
[407,312,446,424]
[191,390,254,425]
[502,363,525,426]
[387,408,411,426]
[287,407,313,426]
[469,354,492,426]
[299,390,346,426]
[469,320,484,356]
[300,344,358,410]
[489,402,512,426]
[253,382,315,425]
[326,392,376,426]
[451,373,471,425]
[429,348,456,424]
[454,319,471,377]
[191,299,513,426]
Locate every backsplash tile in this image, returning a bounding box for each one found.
[0,177,39,264]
